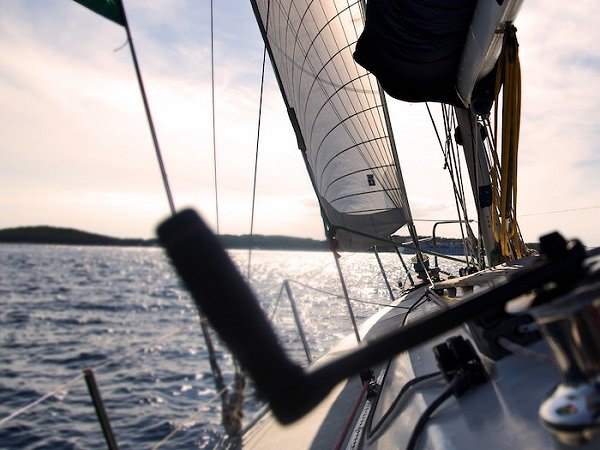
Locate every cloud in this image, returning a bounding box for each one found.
[0,0,322,239]
[514,0,600,243]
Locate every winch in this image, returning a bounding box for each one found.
[529,282,600,446]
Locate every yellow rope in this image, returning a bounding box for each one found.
[491,24,527,260]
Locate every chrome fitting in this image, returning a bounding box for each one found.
[530,282,600,446]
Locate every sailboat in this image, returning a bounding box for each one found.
[71,0,600,449]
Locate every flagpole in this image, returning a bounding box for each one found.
[117,1,176,214]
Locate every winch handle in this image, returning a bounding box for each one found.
[158,209,589,424]
[157,209,325,423]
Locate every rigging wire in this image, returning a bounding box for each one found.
[425,103,474,268]
[401,292,430,327]
[118,0,228,432]
[443,109,470,232]
[210,0,220,233]
[208,2,249,442]
[448,107,472,238]
[441,105,471,263]
[247,0,271,280]
[450,108,478,261]
[520,206,600,217]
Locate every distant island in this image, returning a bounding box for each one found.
[0,225,480,254]
[0,226,153,247]
[0,226,330,251]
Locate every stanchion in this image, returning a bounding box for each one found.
[83,369,119,450]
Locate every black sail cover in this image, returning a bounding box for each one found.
[354,0,477,106]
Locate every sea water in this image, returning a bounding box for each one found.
[0,244,458,449]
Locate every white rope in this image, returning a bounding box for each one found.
[149,384,232,450]
[0,327,185,428]
[0,373,84,428]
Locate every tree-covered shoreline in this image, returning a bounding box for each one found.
[0,225,480,254]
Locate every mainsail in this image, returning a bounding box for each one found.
[250,0,413,250]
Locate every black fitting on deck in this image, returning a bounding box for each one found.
[433,336,487,396]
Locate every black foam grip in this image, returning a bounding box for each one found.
[157,209,317,423]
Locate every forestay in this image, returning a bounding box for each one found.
[251,0,413,250]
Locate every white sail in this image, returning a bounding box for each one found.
[250,0,412,249]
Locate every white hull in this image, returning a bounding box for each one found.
[457,0,523,106]
[242,281,596,450]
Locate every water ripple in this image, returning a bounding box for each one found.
[0,244,443,449]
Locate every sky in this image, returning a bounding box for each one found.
[1,1,600,246]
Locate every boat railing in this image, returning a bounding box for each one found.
[395,238,472,267]
[83,368,119,450]
[282,280,313,364]
[372,245,397,300]
[430,220,474,268]
[273,275,413,367]
[400,219,477,269]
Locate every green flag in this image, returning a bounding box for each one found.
[72,0,125,26]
